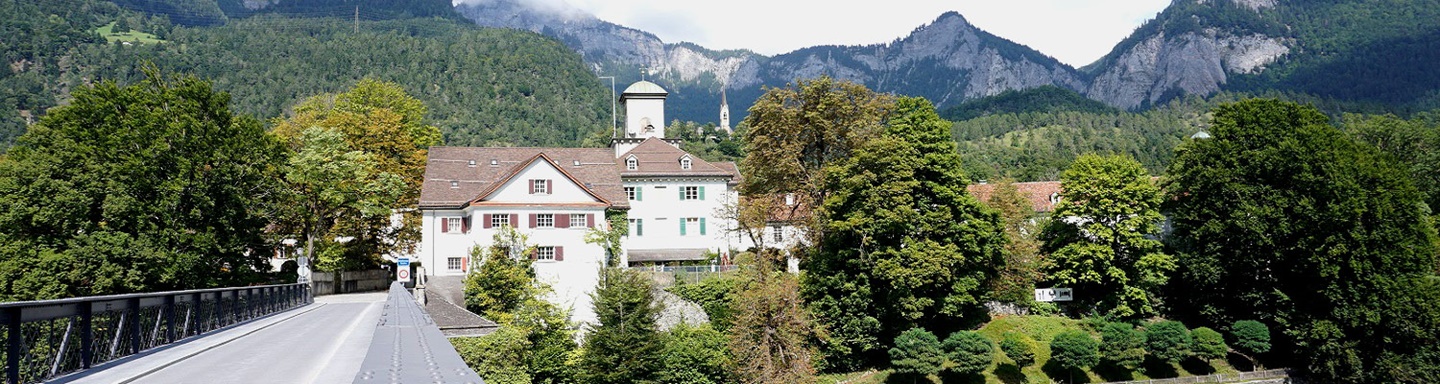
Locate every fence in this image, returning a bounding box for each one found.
[1103,368,1294,384]
[310,269,390,295]
[631,265,740,286]
[0,283,310,384]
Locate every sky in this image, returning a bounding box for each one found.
[455,0,1173,67]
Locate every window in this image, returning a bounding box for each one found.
[773,226,784,242]
[625,186,638,200]
[537,214,554,228]
[447,257,463,270]
[449,180,459,188]
[681,186,702,200]
[680,157,692,170]
[626,157,638,170]
[628,218,643,237]
[490,213,510,228]
[681,217,705,236]
[445,217,463,233]
[536,246,556,261]
[531,179,550,195]
[570,214,588,228]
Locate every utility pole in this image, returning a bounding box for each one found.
[599,76,616,138]
[354,6,359,34]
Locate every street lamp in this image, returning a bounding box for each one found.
[599,75,617,139]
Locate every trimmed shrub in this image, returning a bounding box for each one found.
[1050,330,1100,371]
[890,328,944,377]
[942,331,995,375]
[1191,327,1228,361]
[1099,322,1146,369]
[1145,320,1192,363]
[998,332,1038,368]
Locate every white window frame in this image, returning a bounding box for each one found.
[570,213,587,228]
[625,186,637,200]
[680,157,692,170]
[685,217,700,236]
[682,186,699,200]
[533,179,549,195]
[536,246,556,261]
[446,217,463,233]
[626,157,638,171]
[447,257,463,271]
[491,213,510,228]
[773,225,784,242]
[628,218,642,237]
[537,214,555,228]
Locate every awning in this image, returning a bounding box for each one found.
[626,248,710,262]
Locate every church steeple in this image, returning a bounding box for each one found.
[719,89,731,134]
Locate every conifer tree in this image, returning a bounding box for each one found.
[581,268,663,384]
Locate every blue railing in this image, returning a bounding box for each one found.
[0,283,311,384]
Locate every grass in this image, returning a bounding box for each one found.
[95,23,165,45]
[827,315,1245,384]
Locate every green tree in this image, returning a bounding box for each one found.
[942,331,995,375]
[280,127,405,272]
[1041,154,1174,318]
[1098,322,1146,371]
[451,294,578,384]
[1342,112,1440,220]
[656,323,734,384]
[889,328,944,380]
[581,268,663,384]
[998,332,1038,368]
[0,68,283,299]
[1229,320,1270,369]
[463,226,538,320]
[1049,330,1100,382]
[1144,320,1192,364]
[806,97,1004,369]
[982,179,1045,305]
[1163,99,1440,382]
[1190,327,1228,361]
[583,212,627,267]
[728,251,818,384]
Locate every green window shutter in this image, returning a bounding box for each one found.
[637,187,643,201]
[679,187,685,200]
[637,219,643,236]
[699,186,706,200]
[680,218,687,236]
[700,217,707,235]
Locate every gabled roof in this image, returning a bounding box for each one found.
[618,137,737,179]
[472,152,611,205]
[419,147,628,209]
[966,181,1063,213]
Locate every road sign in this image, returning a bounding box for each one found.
[1034,288,1074,302]
[397,257,411,283]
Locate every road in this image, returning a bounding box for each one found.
[55,292,387,384]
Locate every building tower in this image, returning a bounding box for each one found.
[719,89,731,134]
[620,80,667,139]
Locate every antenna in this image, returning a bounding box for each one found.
[639,66,650,81]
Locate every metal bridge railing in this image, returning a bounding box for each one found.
[0,283,311,384]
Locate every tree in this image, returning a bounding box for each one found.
[889,328,944,380]
[451,294,578,384]
[581,268,663,384]
[1191,327,1228,361]
[1342,112,1440,220]
[1050,330,1100,382]
[279,127,405,272]
[805,97,1004,369]
[728,252,819,384]
[464,226,538,320]
[1230,320,1271,370]
[982,179,1045,305]
[942,331,995,375]
[1145,320,1192,364]
[999,332,1038,368]
[1163,99,1440,382]
[1098,322,1146,370]
[583,211,627,267]
[657,323,735,384]
[0,68,284,299]
[1041,154,1174,318]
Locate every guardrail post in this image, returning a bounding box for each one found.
[80,303,93,369]
[163,295,175,343]
[7,307,20,384]
[126,297,140,355]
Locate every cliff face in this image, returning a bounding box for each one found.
[1086,29,1289,110]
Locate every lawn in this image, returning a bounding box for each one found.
[95,22,165,45]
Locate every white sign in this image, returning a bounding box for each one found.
[1034,288,1074,302]
[397,257,411,283]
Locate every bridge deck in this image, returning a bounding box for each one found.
[53,292,388,384]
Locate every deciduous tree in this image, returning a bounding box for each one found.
[982,179,1045,305]
[728,252,818,384]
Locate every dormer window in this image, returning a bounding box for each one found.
[573,160,581,166]
[680,156,692,170]
[450,180,459,188]
[1049,192,1062,204]
[489,159,498,166]
[626,156,638,171]
[467,160,477,167]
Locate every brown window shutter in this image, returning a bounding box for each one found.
[587,214,595,228]
[482,214,492,229]
[555,246,564,261]
[557,213,570,228]
[441,217,449,233]
[546,179,553,194]
[462,216,471,233]
[528,179,535,194]
[510,214,518,226]
[529,248,538,260]
[462,257,469,272]
[529,213,537,228]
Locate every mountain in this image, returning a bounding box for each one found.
[456,1,1084,124]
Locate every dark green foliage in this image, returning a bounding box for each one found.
[665,121,745,163]
[451,295,578,384]
[656,323,734,384]
[1342,112,1440,217]
[464,243,536,319]
[941,85,1118,121]
[581,268,663,384]
[111,0,226,26]
[889,328,944,378]
[1144,321,1192,364]
[0,69,283,300]
[981,179,1045,305]
[667,274,745,331]
[942,331,995,375]
[998,332,1038,368]
[1190,327,1228,361]
[1229,320,1271,357]
[1164,99,1440,382]
[1098,322,1146,370]
[1049,330,1100,371]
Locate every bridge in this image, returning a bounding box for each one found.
[0,282,482,384]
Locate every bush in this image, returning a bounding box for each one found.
[1145,320,1192,363]
[998,332,1038,368]
[451,327,532,384]
[889,328,944,377]
[1230,320,1271,356]
[1099,322,1146,370]
[942,331,995,375]
[657,323,734,384]
[667,274,745,330]
[1191,327,1228,361]
[1050,330,1100,371]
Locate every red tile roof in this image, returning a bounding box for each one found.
[619,138,737,179]
[419,147,627,209]
[966,181,1063,213]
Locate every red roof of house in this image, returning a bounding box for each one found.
[418,147,627,209]
[966,181,1063,213]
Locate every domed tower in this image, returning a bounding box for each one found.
[620,80,667,139]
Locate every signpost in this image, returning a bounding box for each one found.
[397,257,411,284]
[1034,288,1074,302]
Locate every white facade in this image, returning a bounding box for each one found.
[620,81,666,139]
[620,177,740,262]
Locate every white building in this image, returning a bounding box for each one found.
[414,80,741,326]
